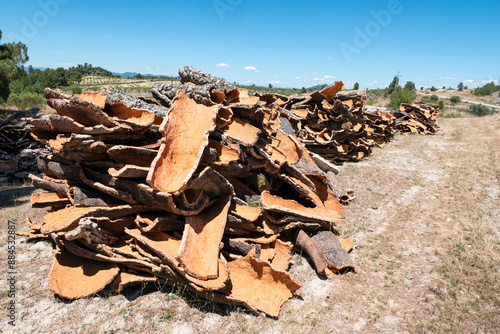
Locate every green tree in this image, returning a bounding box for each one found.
[301,87,306,93]
[388,87,416,108]
[457,82,464,91]
[474,81,500,96]
[0,30,29,101]
[268,83,273,88]
[430,94,438,101]
[387,75,399,95]
[403,81,415,91]
[430,86,437,91]
[438,100,444,110]
[353,82,359,90]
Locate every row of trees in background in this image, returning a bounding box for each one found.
[473,81,500,96]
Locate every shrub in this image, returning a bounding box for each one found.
[70,86,82,94]
[430,86,437,91]
[449,96,461,104]
[388,87,416,108]
[6,92,45,110]
[430,94,438,101]
[468,104,497,117]
[438,100,444,110]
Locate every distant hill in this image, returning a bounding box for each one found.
[307,84,328,91]
[113,72,177,79]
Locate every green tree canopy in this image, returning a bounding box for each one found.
[387,75,399,95]
[0,30,29,101]
[388,87,416,108]
[457,82,464,91]
[403,81,415,91]
[353,82,359,90]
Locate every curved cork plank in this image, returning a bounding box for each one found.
[104,101,155,131]
[125,228,229,291]
[41,205,151,234]
[109,272,159,293]
[41,206,96,234]
[319,81,345,98]
[108,165,150,179]
[24,115,129,134]
[176,196,231,280]
[49,248,119,300]
[222,118,261,147]
[44,88,121,128]
[337,236,354,252]
[31,192,70,208]
[229,204,261,223]
[226,254,301,317]
[274,131,301,164]
[79,92,107,109]
[260,191,342,224]
[107,145,158,167]
[147,91,216,194]
[207,140,240,165]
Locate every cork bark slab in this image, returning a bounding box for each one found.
[107,145,158,167]
[104,101,155,131]
[260,191,342,224]
[41,205,150,234]
[44,88,121,128]
[319,81,345,98]
[109,272,159,293]
[108,165,150,178]
[207,140,240,165]
[229,204,261,223]
[226,254,302,317]
[147,91,216,194]
[125,228,229,291]
[25,115,128,134]
[49,248,119,300]
[176,196,231,280]
[31,192,70,208]
[222,118,261,147]
[79,92,107,109]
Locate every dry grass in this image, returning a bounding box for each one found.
[0,114,498,333]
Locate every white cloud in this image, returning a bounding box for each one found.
[244,66,257,71]
[295,76,301,79]
[439,76,456,80]
[216,63,230,67]
[313,75,336,82]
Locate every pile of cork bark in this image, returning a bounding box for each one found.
[0,109,50,181]
[393,102,441,135]
[22,67,356,317]
[152,72,396,165]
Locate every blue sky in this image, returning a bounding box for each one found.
[1,0,499,89]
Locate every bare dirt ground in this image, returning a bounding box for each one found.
[0,114,499,333]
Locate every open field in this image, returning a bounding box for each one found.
[0,113,498,333]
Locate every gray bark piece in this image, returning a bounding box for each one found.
[179,66,235,90]
[311,231,353,267]
[106,88,171,118]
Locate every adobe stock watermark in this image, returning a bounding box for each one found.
[339,0,405,63]
[213,0,243,21]
[6,0,70,43]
